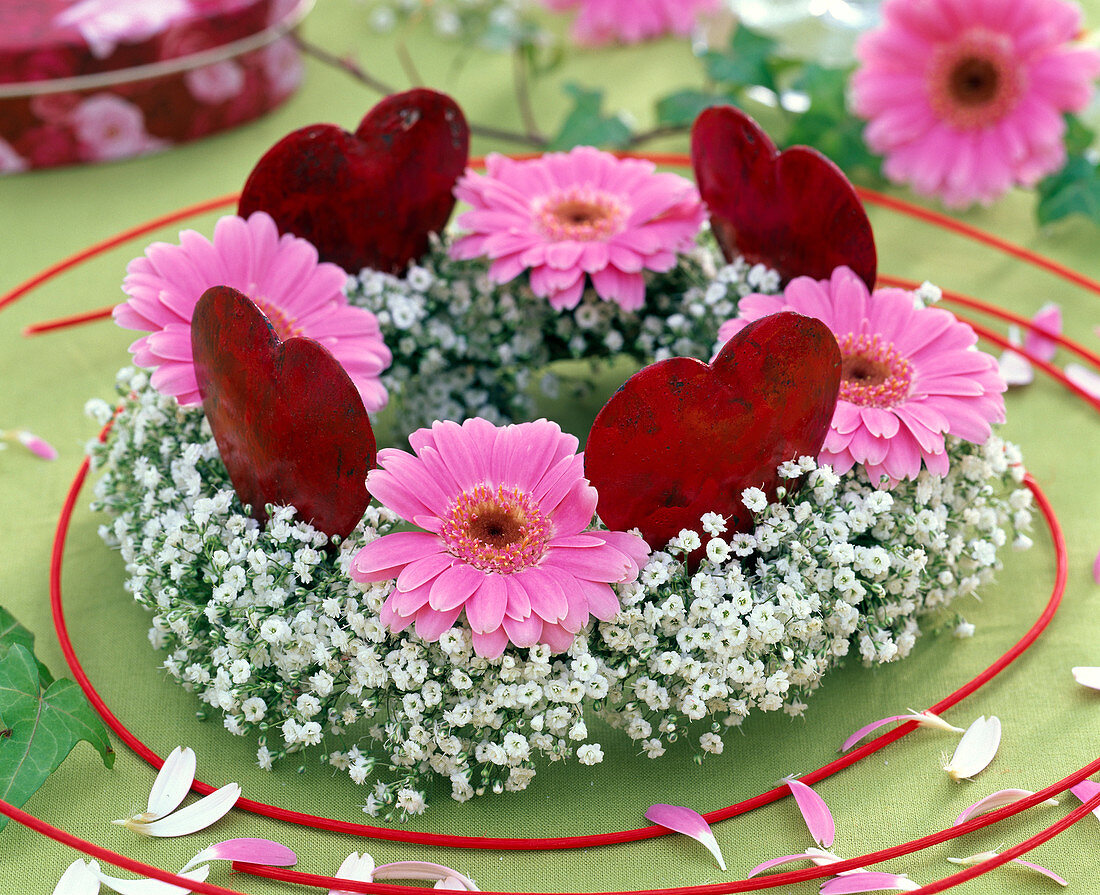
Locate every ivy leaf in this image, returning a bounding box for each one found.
[784,64,882,178]
[550,82,632,150]
[1062,113,1095,156]
[656,90,731,128]
[0,605,53,687]
[1036,154,1100,226]
[0,643,114,832]
[702,24,781,95]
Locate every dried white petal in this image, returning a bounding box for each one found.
[123,783,240,837]
[943,716,1000,781]
[93,864,210,895]
[1072,667,1100,691]
[53,860,101,895]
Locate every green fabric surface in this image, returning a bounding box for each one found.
[2,3,1100,893]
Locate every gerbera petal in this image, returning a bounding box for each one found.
[786,779,835,848]
[93,866,211,895]
[943,715,1001,781]
[464,574,508,634]
[120,783,241,837]
[329,852,375,895]
[414,604,463,641]
[351,532,446,582]
[428,563,487,612]
[820,872,921,893]
[144,746,196,820]
[954,790,1058,826]
[644,803,726,871]
[53,860,101,895]
[471,626,510,658]
[180,839,297,873]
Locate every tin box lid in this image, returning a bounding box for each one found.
[0,0,279,85]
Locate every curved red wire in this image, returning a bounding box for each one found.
[6,154,1097,893]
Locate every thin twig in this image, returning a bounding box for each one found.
[512,49,546,144]
[293,34,395,96]
[625,123,690,149]
[396,38,424,86]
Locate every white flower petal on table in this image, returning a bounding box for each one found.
[954,789,1058,825]
[374,861,479,891]
[330,852,376,895]
[122,783,241,837]
[948,850,1067,887]
[785,778,835,848]
[53,859,101,895]
[145,747,197,821]
[1072,666,1100,691]
[943,716,1000,781]
[1065,362,1100,400]
[179,837,297,873]
[819,871,921,892]
[644,802,726,870]
[747,847,844,877]
[93,864,210,895]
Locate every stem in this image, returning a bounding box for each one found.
[293,34,396,95]
[512,48,545,144]
[625,123,690,149]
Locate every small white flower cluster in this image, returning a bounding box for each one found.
[345,237,774,434]
[362,0,547,52]
[90,363,1030,818]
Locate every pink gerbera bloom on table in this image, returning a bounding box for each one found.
[449,147,705,311]
[851,0,1100,209]
[115,211,391,411]
[539,0,720,45]
[350,418,650,658]
[717,267,1007,484]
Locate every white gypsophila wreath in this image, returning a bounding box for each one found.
[87,241,1033,820]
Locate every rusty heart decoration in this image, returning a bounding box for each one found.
[191,286,376,539]
[238,88,469,274]
[691,104,877,290]
[584,311,841,551]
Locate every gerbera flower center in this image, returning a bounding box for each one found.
[837,332,913,408]
[440,483,552,573]
[533,187,627,242]
[252,296,302,341]
[927,30,1024,129]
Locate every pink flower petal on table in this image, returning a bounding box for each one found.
[15,429,58,460]
[1094,552,1100,586]
[786,778,835,848]
[954,789,1058,825]
[840,710,963,752]
[645,803,727,870]
[330,853,375,895]
[1013,859,1068,886]
[820,871,921,893]
[943,716,1000,782]
[1023,303,1062,362]
[374,861,479,891]
[1070,779,1100,822]
[179,838,296,873]
[1072,666,1100,690]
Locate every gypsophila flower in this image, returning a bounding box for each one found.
[90,221,1031,816]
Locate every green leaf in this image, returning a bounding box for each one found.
[0,643,113,833]
[0,606,53,687]
[1036,154,1100,226]
[702,24,780,94]
[550,83,632,150]
[784,64,883,178]
[655,90,731,128]
[1062,113,1095,156]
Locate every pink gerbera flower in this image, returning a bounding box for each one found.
[851,0,1100,208]
[115,212,391,411]
[717,267,1007,484]
[350,418,650,658]
[449,147,706,311]
[540,0,720,45]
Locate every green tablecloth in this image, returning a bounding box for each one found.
[2,3,1099,893]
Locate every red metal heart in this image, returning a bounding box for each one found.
[191,286,376,539]
[585,312,840,550]
[691,105,877,291]
[238,88,469,274]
